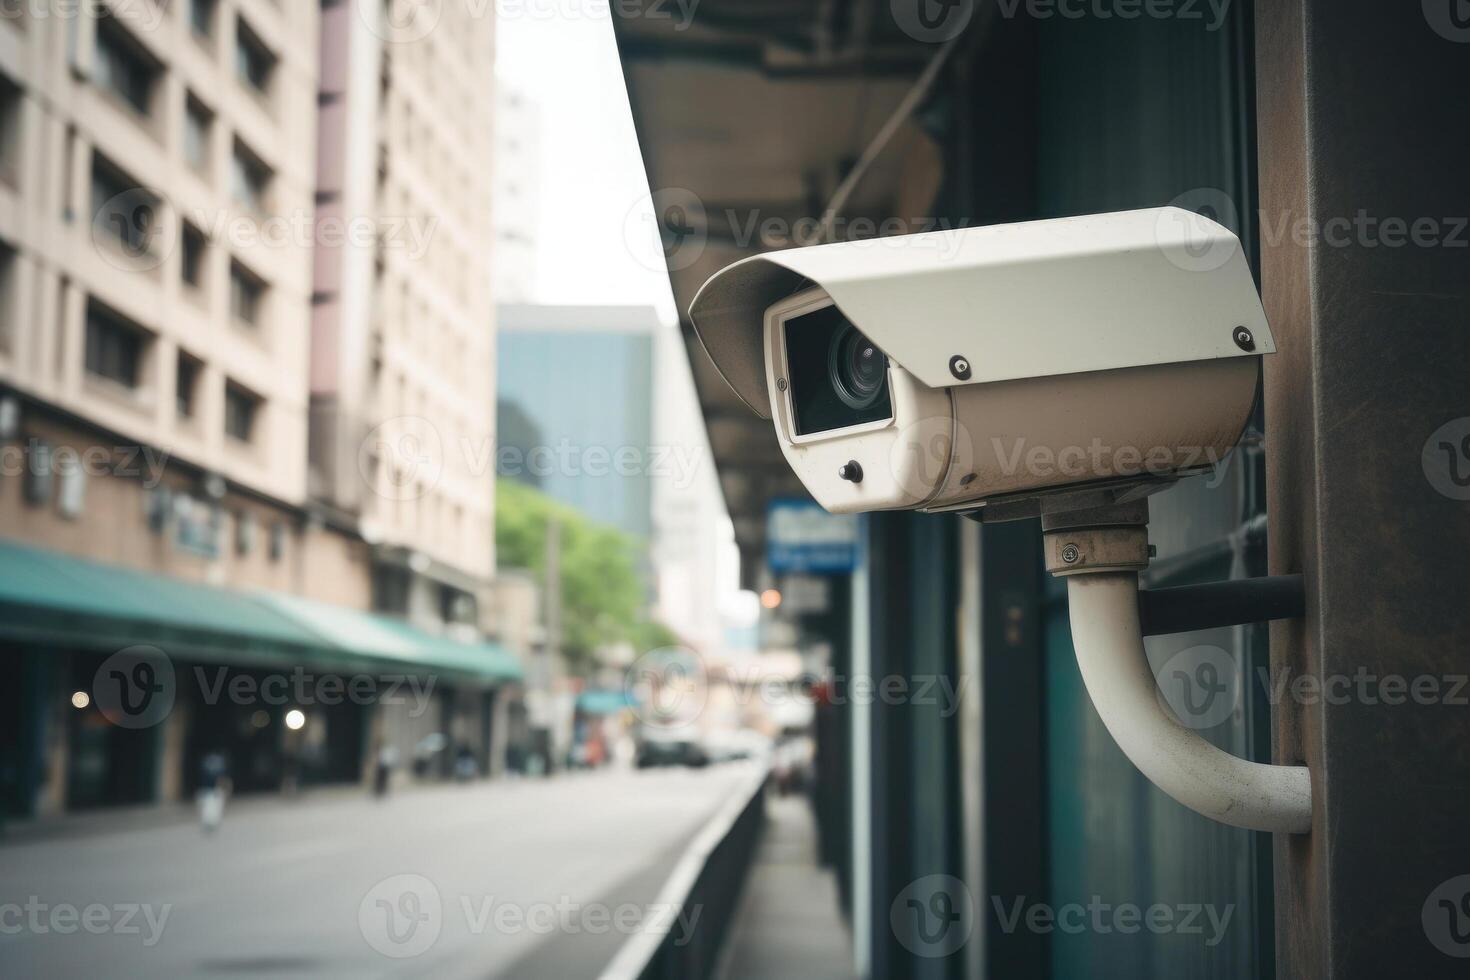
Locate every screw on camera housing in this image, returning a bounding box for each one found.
[1232,327,1256,352]
[949,355,973,381]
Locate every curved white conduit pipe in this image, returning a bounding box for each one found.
[1065,572,1313,834]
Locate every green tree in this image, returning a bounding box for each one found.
[496,479,678,669]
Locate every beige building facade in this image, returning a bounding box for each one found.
[0,0,367,601]
[311,0,498,629]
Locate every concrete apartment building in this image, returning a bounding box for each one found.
[492,84,541,303]
[0,1,520,820]
[0,1,351,596]
[310,0,499,634]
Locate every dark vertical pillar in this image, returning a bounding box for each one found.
[906,514,961,980]
[864,511,910,980]
[1255,1,1470,976]
[979,518,1047,979]
[865,511,966,979]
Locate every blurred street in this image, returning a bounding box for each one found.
[0,766,759,979]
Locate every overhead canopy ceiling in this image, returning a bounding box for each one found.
[612,0,957,585]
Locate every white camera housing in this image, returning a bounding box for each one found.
[688,207,1275,515]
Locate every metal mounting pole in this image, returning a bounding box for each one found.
[1043,501,1313,834]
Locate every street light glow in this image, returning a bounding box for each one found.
[71,691,90,709]
[285,709,307,731]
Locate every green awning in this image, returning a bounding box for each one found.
[368,614,523,684]
[256,593,523,684]
[0,539,521,685]
[577,689,634,715]
[0,539,330,667]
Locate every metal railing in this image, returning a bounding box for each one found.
[600,765,769,980]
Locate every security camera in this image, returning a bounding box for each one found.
[688,207,1274,516]
[691,208,1315,837]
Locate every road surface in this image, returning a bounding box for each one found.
[0,765,760,979]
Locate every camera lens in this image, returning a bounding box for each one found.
[828,325,888,410]
[784,304,893,436]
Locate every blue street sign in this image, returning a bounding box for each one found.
[766,498,860,574]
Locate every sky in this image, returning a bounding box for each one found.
[494,8,756,635]
[495,8,679,322]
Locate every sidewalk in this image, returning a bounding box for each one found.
[2,780,397,846]
[716,792,857,980]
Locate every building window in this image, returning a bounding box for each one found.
[235,510,256,555]
[224,383,259,442]
[181,222,207,289]
[91,153,161,258]
[235,19,275,97]
[176,352,200,418]
[229,261,265,326]
[84,301,148,389]
[94,17,160,116]
[189,0,216,38]
[0,73,21,187]
[59,464,86,519]
[0,240,15,353]
[184,94,212,172]
[23,440,52,507]
[230,141,272,214]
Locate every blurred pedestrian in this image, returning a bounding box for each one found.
[453,744,477,782]
[373,741,398,798]
[198,751,230,833]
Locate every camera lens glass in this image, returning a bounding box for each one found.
[783,302,893,436]
[829,325,888,410]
